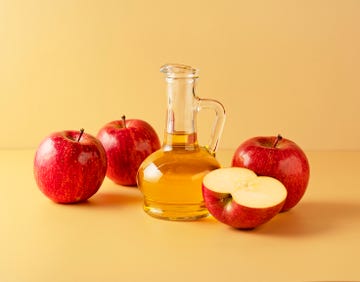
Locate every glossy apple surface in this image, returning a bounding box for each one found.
[34,129,107,204]
[232,135,310,211]
[97,116,161,186]
[202,167,287,229]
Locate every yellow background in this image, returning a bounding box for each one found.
[1,0,359,150]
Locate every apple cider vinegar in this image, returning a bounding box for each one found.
[137,133,221,220]
[136,64,225,221]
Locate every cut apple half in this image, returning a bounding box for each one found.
[202,167,287,229]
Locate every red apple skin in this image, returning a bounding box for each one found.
[231,136,310,211]
[202,186,285,229]
[97,118,161,186]
[34,130,107,204]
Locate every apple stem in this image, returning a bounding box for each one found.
[122,115,127,128]
[77,128,85,142]
[273,134,282,148]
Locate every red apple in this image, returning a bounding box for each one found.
[231,135,310,211]
[34,129,107,204]
[97,116,161,186]
[202,167,287,229]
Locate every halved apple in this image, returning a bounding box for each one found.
[202,167,287,229]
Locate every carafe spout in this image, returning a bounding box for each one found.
[160,63,199,78]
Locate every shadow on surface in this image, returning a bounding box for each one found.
[248,199,360,237]
[73,187,143,209]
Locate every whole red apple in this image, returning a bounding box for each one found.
[34,129,107,204]
[202,167,287,229]
[231,135,310,211]
[97,116,161,186]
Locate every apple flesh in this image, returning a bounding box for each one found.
[34,129,107,204]
[232,135,310,211]
[97,116,161,186]
[202,167,287,229]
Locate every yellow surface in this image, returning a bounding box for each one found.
[1,149,359,282]
[1,1,360,150]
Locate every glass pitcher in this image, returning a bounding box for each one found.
[137,64,226,221]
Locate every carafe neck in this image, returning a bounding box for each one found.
[163,77,199,150]
[160,64,199,150]
[165,77,197,134]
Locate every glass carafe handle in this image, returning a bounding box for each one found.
[196,98,226,155]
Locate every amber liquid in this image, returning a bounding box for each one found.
[137,133,221,221]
